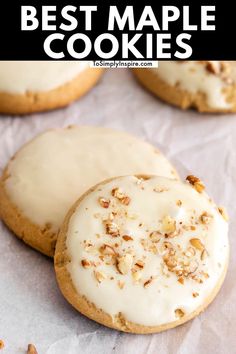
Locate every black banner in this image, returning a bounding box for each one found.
[0,0,233,60]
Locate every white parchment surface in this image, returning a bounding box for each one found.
[0,69,235,354]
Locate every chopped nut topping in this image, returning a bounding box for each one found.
[185,247,196,257]
[134,260,145,269]
[205,61,221,75]
[183,225,196,231]
[186,175,205,193]
[107,212,116,221]
[98,197,110,208]
[178,277,184,285]
[163,255,177,269]
[120,196,131,205]
[94,270,107,283]
[143,276,154,288]
[218,206,229,221]
[149,231,162,242]
[184,260,199,275]
[27,344,38,354]
[200,211,213,224]
[175,308,185,318]
[111,187,124,198]
[153,186,169,193]
[117,254,133,275]
[99,244,117,256]
[163,241,174,252]
[202,271,209,279]
[81,259,91,268]
[104,220,120,237]
[84,244,98,255]
[132,270,143,282]
[122,235,133,241]
[140,238,149,251]
[149,244,158,254]
[201,249,208,261]
[192,292,199,298]
[176,200,182,207]
[190,238,205,251]
[162,215,176,235]
[84,242,97,253]
[117,280,125,289]
[111,188,131,205]
[0,340,4,350]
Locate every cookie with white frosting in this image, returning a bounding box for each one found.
[0,61,103,114]
[133,61,236,113]
[55,175,229,333]
[0,126,178,257]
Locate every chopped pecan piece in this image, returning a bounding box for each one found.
[81,259,91,268]
[99,244,117,256]
[132,270,142,282]
[117,280,125,289]
[149,231,162,242]
[104,220,120,237]
[111,188,131,205]
[218,206,229,221]
[0,340,4,350]
[190,238,205,251]
[117,254,133,275]
[200,211,213,224]
[94,270,107,283]
[175,308,185,318]
[143,276,154,288]
[98,197,110,208]
[27,344,38,354]
[186,175,205,193]
[122,235,133,241]
[205,61,221,75]
[134,260,145,269]
[162,215,176,235]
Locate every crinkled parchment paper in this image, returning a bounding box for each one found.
[0,69,235,354]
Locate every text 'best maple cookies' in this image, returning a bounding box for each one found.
[133,61,236,113]
[0,62,103,114]
[55,175,229,334]
[0,126,178,257]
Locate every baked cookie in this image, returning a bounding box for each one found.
[0,61,103,114]
[133,61,236,113]
[55,175,229,334]
[0,126,178,257]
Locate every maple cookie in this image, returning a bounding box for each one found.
[0,61,103,114]
[55,175,229,334]
[0,126,178,257]
[133,61,236,113]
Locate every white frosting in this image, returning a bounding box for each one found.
[153,61,236,109]
[5,126,177,232]
[0,61,90,94]
[67,176,229,326]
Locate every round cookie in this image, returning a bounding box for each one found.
[55,175,229,334]
[0,61,103,114]
[0,126,178,257]
[133,61,236,113]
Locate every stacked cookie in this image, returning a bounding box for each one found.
[0,126,229,334]
[134,61,236,113]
